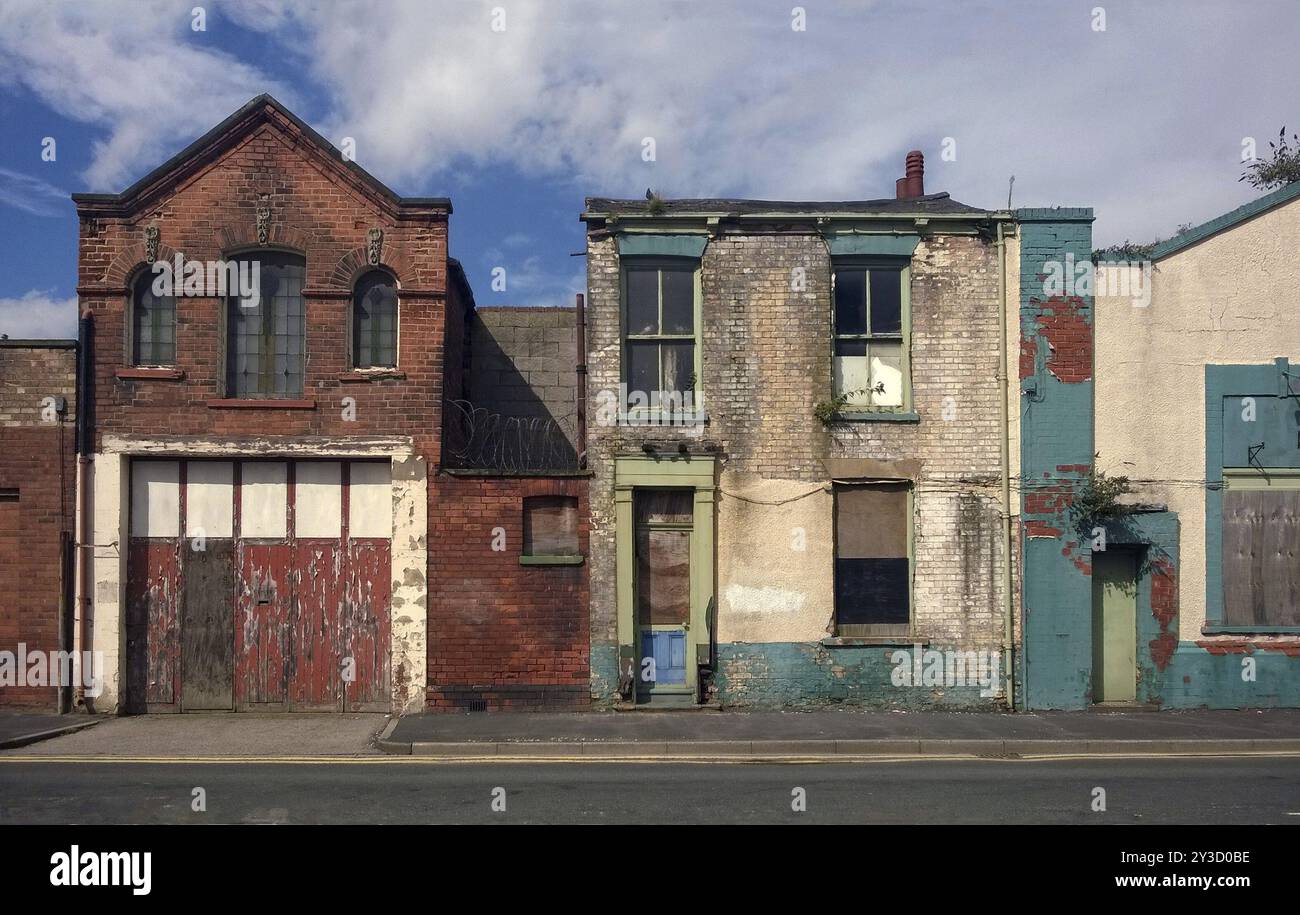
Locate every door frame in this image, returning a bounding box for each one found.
[614,454,715,700]
[1091,547,1139,703]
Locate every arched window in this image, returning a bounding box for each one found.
[131,271,176,365]
[352,270,398,368]
[226,252,306,398]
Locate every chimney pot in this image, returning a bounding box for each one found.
[897,149,925,200]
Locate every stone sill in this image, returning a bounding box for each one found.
[206,398,316,410]
[833,411,920,423]
[519,554,585,566]
[1200,627,1300,636]
[338,369,405,383]
[117,367,185,381]
[616,412,709,427]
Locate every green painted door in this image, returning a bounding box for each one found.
[1091,551,1137,703]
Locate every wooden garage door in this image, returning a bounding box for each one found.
[126,459,392,712]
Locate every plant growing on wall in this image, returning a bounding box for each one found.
[813,384,880,426]
[1069,462,1136,525]
[1240,126,1300,191]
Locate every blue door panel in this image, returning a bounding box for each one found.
[640,630,687,686]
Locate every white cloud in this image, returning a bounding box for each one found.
[2,0,1298,245]
[0,168,69,217]
[0,0,294,191]
[0,290,78,339]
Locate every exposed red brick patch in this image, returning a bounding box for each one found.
[1024,520,1062,539]
[1019,337,1036,380]
[1055,464,1089,474]
[1149,630,1178,670]
[1024,483,1074,516]
[1036,295,1092,383]
[1150,557,1177,630]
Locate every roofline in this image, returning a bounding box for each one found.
[71,94,451,216]
[1151,180,1300,260]
[0,338,78,349]
[581,209,1011,222]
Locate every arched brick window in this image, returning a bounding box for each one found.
[226,252,306,398]
[351,270,398,368]
[131,271,176,366]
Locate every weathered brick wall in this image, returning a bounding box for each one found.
[585,228,1016,706]
[76,103,449,459]
[0,342,77,709]
[426,473,590,710]
[466,306,579,460]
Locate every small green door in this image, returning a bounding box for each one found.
[1091,550,1137,703]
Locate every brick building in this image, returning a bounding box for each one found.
[0,340,77,710]
[582,157,1030,707]
[66,95,587,715]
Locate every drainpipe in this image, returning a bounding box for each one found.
[996,221,1015,711]
[575,293,587,469]
[73,313,92,710]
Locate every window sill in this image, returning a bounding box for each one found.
[616,411,709,427]
[338,369,405,383]
[519,554,585,566]
[1201,626,1300,636]
[206,398,317,410]
[821,636,926,648]
[833,411,919,423]
[117,367,184,381]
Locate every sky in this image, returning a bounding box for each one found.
[1,0,1297,339]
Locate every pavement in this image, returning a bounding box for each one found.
[379,708,1300,759]
[0,713,387,757]
[4,708,1300,760]
[0,712,100,750]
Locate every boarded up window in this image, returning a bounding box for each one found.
[634,489,693,628]
[1222,487,1300,628]
[523,495,579,556]
[834,483,910,633]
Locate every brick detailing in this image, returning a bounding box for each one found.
[0,344,77,709]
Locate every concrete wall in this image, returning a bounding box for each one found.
[1095,195,1300,633]
[586,224,1019,708]
[1093,192,1300,707]
[465,306,579,464]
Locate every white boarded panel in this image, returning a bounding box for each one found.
[349,462,392,539]
[295,461,342,538]
[185,461,233,538]
[241,462,287,538]
[130,460,180,538]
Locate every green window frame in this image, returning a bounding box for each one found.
[831,261,912,413]
[131,272,176,366]
[620,258,702,418]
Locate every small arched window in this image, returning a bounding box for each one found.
[352,271,398,368]
[132,271,176,365]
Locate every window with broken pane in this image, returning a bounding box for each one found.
[832,265,908,410]
[226,252,305,398]
[623,262,698,412]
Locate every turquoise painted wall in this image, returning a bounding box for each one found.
[1017,208,1096,709]
[713,642,1003,709]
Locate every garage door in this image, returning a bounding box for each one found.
[125,459,392,712]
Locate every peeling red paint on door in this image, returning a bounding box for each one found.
[235,543,292,706]
[291,540,344,709]
[343,538,391,710]
[126,540,181,708]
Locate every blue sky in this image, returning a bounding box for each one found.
[1,0,1298,338]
